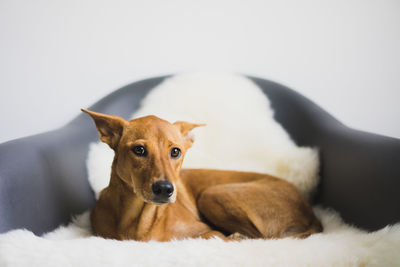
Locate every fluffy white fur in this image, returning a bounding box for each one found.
[0,73,399,266]
[1,208,399,267]
[88,72,319,198]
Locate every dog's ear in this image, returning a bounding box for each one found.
[81,109,127,150]
[173,121,205,148]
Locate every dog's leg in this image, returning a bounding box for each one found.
[197,180,322,239]
[91,203,118,239]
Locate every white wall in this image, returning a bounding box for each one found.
[1,0,399,143]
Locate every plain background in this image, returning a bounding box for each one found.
[0,0,399,143]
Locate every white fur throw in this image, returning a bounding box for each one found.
[0,73,399,266]
[88,72,319,199]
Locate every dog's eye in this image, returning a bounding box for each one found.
[170,147,181,159]
[132,145,147,157]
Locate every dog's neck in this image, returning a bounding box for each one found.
[107,159,170,239]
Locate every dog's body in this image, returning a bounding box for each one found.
[83,110,322,241]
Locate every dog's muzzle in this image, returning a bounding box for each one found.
[151,181,174,203]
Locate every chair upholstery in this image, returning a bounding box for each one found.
[0,76,399,235]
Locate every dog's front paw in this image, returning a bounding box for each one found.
[227,232,249,241]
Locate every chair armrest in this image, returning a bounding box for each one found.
[251,76,400,230]
[0,127,95,235]
[315,126,400,230]
[0,76,168,235]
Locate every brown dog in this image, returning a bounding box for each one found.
[83,109,322,241]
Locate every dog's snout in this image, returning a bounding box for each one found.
[152,181,174,199]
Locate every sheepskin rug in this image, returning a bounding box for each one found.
[0,73,399,267]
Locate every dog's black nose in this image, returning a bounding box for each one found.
[152,181,174,199]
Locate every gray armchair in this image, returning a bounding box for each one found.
[1,76,399,235]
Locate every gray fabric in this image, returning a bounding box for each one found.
[0,76,399,235]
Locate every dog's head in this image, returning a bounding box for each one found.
[82,109,204,204]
